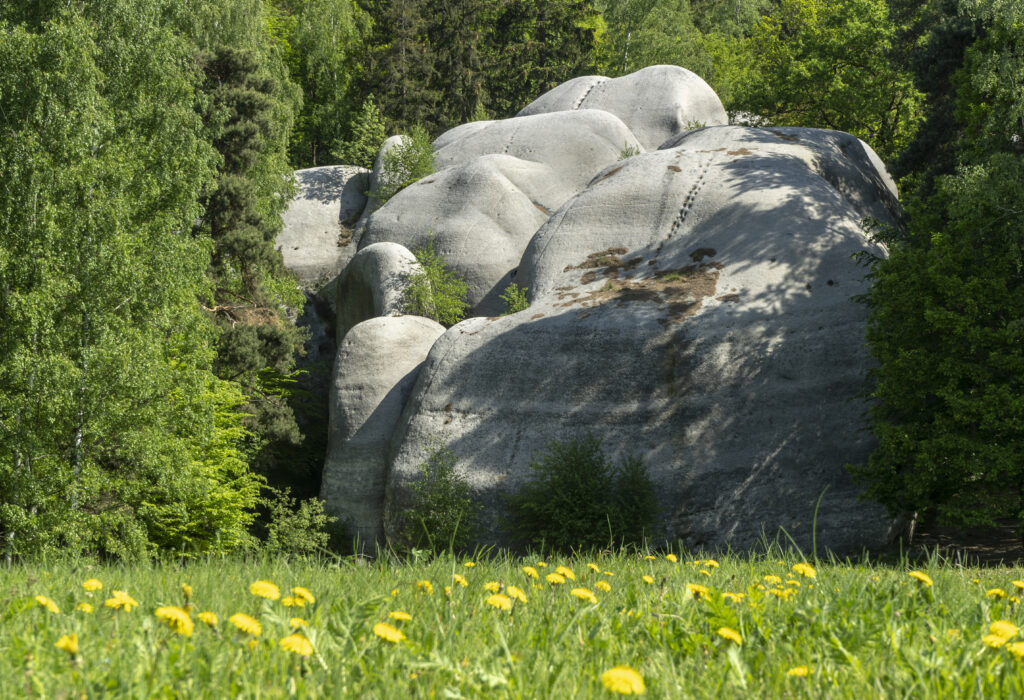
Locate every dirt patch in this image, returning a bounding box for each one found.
[727,148,755,156]
[667,165,682,172]
[337,223,354,247]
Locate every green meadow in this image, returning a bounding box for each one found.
[4,548,1024,698]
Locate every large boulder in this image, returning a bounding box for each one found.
[518,65,728,150]
[335,242,422,342]
[381,124,899,554]
[321,315,446,551]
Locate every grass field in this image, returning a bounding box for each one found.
[3,546,1024,698]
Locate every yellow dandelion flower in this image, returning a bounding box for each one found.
[983,634,1009,648]
[1013,580,1024,591]
[522,566,539,579]
[249,580,280,600]
[588,563,601,572]
[34,595,59,614]
[987,588,1007,599]
[75,602,93,613]
[791,563,816,579]
[990,620,1019,639]
[292,587,315,605]
[507,585,528,603]
[1012,596,1020,604]
[390,588,399,597]
[686,583,709,599]
[703,560,720,569]
[104,590,139,612]
[536,561,548,568]
[181,583,193,600]
[769,588,797,601]
[717,626,742,645]
[596,580,612,593]
[600,665,646,695]
[642,575,655,585]
[972,578,980,584]
[154,606,194,637]
[787,665,812,677]
[389,611,412,622]
[555,566,575,581]
[643,555,657,561]
[453,574,468,587]
[665,554,678,563]
[444,585,452,597]
[82,579,102,592]
[281,596,303,607]
[229,613,262,636]
[55,633,79,656]
[484,581,501,593]
[416,580,434,595]
[290,617,307,628]
[486,593,512,610]
[546,573,566,585]
[722,592,745,603]
[603,571,615,576]
[571,587,598,604]
[198,612,218,627]
[464,561,476,567]
[699,570,711,577]
[908,571,933,587]
[279,633,313,657]
[374,622,405,642]
[247,639,258,651]
[763,575,782,585]
[787,580,802,587]
[948,629,961,638]
[1008,642,1024,660]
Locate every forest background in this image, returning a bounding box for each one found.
[0,0,1021,561]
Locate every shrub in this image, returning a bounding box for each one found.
[333,96,388,169]
[403,236,469,326]
[500,282,529,315]
[400,443,480,554]
[503,436,658,553]
[262,487,336,556]
[370,124,434,206]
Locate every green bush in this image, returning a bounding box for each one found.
[503,436,658,553]
[500,282,530,315]
[403,236,469,327]
[370,124,434,206]
[400,443,480,554]
[262,487,337,556]
[333,97,388,169]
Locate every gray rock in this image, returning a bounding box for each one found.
[322,315,445,551]
[357,154,577,316]
[383,124,899,554]
[277,165,369,295]
[357,135,410,229]
[518,65,728,150]
[335,242,422,343]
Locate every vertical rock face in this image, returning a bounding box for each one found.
[278,65,900,555]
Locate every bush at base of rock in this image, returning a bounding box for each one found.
[503,437,658,553]
[402,237,469,327]
[399,444,480,555]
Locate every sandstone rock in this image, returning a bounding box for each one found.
[517,65,728,150]
[357,154,577,316]
[383,124,899,554]
[322,316,445,551]
[335,242,422,342]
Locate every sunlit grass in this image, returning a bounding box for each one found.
[2,546,1024,697]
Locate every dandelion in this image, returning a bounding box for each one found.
[105,591,139,612]
[908,571,933,587]
[643,555,657,561]
[484,581,501,593]
[249,580,280,600]
[290,617,307,628]
[536,561,547,568]
[787,665,812,677]
[792,563,816,579]
[198,612,218,628]
[507,586,528,603]
[787,580,802,587]
[642,575,655,585]
[987,588,1007,599]
[292,587,315,605]
[546,573,566,585]
[181,583,193,601]
[391,588,399,597]
[34,595,59,614]
[464,561,476,568]
[717,627,742,645]
[686,583,709,600]
[603,571,615,577]
[523,566,539,579]
[229,613,262,636]
[703,560,720,569]
[769,588,797,601]
[763,575,782,585]
[279,633,313,657]
[699,570,711,577]
[588,563,601,572]
[445,586,452,597]
[1008,642,1024,660]
[82,579,102,592]
[555,566,575,581]
[416,580,434,595]
[596,581,612,593]
[983,634,1009,648]
[155,606,194,637]
[723,592,745,603]
[281,596,302,607]
[55,634,79,656]
[600,665,646,695]
[665,554,678,563]
[1013,580,1024,591]
[571,587,598,604]
[486,594,512,611]
[389,611,412,622]
[75,603,93,613]
[453,574,468,587]
[948,629,961,638]
[990,620,1019,640]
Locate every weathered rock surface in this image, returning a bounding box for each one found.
[321,315,445,550]
[517,65,728,150]
[335,242,422,342]
[382,124,899,554]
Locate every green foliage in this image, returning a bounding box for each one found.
[504,436,658,552]
[334,97,388,169]
[262,486,337,556]
[400,443,481,554]
[370,126,436,206]
[617,143,642,160]
[402,237,470,327]
[500,282,530,315]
